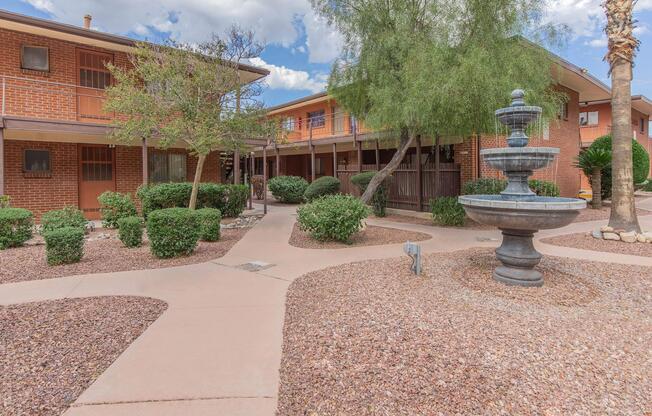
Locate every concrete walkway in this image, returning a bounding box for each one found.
[1,203,651,415]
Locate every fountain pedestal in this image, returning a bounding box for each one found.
[459,89,586,287]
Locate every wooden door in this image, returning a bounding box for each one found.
[79,145,115,219]
[77,49,113,123]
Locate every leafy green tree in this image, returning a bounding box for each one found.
[311,0,566,203]
[575,147,611,209]
[105,28,268,209]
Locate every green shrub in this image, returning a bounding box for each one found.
[350,171,390,217]
[643,179,652,192]
[117,216,144,248]
[430,197,466,227]
[297,194,368,243]
[146,208,200,258]
[589,134,650,199]
[138,182,248,217]
[0,195,11,208]
[268,176,309,203]
[528,180,560,197]
[41,206,87,234]
[43,226,84,265]
[0,208,33,249]
[196,208,222,241]
[98,191,138,228]
[462,178,507,195]
[304,176,341,202]
[251,175,265,199]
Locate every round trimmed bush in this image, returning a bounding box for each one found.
[0,208,33,249]
[41,206,87,234]
[117,216,144,248]
[590,134,650,199]
[268,176,309,203]
[43,226,84,265]
[98,191,137,228]
[297,194,368,243]
[304,176,341,202]
[146,208,200,258]
[196,208,222,241]
[350,171,390,217]
[430,197,465,226]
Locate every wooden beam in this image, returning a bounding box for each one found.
[263,146,268,214]
[141,137,148,185]
[275,147,280,177]
[332,142,337,177]
[309,122,315,182]
[357,140,362,173]
[0,128,4,195]
[248,153,254,209]
[435,134,441,198]
[375,139,380,171]
[233,148,240,184]
[416,135,422,211]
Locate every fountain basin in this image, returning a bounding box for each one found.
[459,195,586,230]
[481,147,559,172]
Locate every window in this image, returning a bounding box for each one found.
[307,110,325,128]
[21,45,49,72]
[579,111,599,126]
[281,116,296,131]
[149,152,187,183]
[315,157,325,175]
[558,102,569,120]
[24,149,50,172]
[78,50,112,89]
[641,118,646,134]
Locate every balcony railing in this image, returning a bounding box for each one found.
[1,75,111,123]
[277,110,365,142]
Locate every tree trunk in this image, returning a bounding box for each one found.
[360,129,415,204]
[189,153,207,210]
[591,168,602,209]
[608,57,640,231]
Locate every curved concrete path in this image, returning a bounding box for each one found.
[1,202,651,415]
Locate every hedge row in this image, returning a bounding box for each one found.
[137,183,248,218]
[461,178,560,197]
[0,208,33,249]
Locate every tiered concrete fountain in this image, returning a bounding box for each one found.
[459,90,586,287]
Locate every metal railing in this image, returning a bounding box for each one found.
[579,125,611,144]
[1,75,111,122]
[274,110,365,142]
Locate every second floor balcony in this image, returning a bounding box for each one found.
[277,109,366,142]
[1,75,112,124]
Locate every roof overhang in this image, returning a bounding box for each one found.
[0,9,269,83]
[579,95,652,118]
[266,92,329,115]
[552,57,610,102]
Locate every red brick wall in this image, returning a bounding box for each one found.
[0,27,130,121]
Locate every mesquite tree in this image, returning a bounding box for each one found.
[311,0,566,203]
[105,29,266,209]
[604,0,641,232]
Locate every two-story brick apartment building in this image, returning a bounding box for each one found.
[0,9,268,219]
[255,55,626,211]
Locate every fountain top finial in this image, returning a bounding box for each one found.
[511,89,525,106]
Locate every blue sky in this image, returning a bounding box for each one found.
[3,0,652,107]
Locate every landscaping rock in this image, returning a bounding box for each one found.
[591,230,603,239]
[620,231,637,243]
[602,232,621,241]
[600,225,614,233]
[637,234,647,243]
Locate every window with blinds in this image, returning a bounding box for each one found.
[78,50,112,89]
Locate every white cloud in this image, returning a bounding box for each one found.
[303,10,343,63]
[249,57,326,93]
[586,36,607,48]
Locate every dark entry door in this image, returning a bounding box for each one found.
[79,145,115,219]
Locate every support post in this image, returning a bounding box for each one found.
[309,122,315,182]
[141,137,148,185]
[357,140,362,173]
[435,134,441,198]
[248,153,254,209]
[275,147,280,177]
[233,148,240,184]
[332,143,337,177]
[416,135,422,211]
[375,139,380,171]
[0,128,4,195]
[263,146,268,214]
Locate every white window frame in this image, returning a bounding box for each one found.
[579,111,599,126]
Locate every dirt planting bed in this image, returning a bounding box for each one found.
[0,227,250,285]
[289,223,431,249]
[278,248,651,415]
[541,232,652,257]
[1,296,167,416]
[373,214,493,230]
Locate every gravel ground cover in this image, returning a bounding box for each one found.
[574,206,651,222]
[0,227,249,284]
[289,224,431,249]
[1,296,167,416]
[541,232,652,257]
[279,248,651,415]
[373,214,496,230]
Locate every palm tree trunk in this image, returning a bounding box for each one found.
[591,168,602,209]
[360,129,415,204]
[606,0,640,232]
[189,153,207,210]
